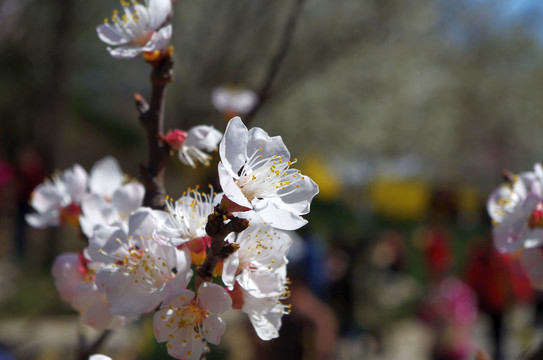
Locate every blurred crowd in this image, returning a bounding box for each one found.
[2,146,543,359]
[2,144,543,360]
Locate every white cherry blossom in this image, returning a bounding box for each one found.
[96,0,172,59]
[26,164,87,228]
[222,224,291,292]
[52,252,126,331]
[88,208,191,316]
[154,187,217,266]
[211,86,258,117]
[228,277,289,341]
[153,282,232,360]
[165,126,223,168]
[488,164,543,253]
[155,187,218,247]
[79,157,144,238]
[218,117,319,230]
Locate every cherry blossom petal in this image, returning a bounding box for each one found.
[112,183,145,217]
[169,332,203,360]
[89,355,112,360]
[30,184,64,212]
[202,314,226,345]
[163,289,195,308]
[246,127,290,163]
[248,309,282,341]
[107,45,144,59]
[96,23,130,45]
[153,308,173,342]
[80,300,119,331]
[89,157,123,199]
[162,266,193,299]
[274,172,319,214]
[222,252,239,290]
[127,208,157,243]
[64,164,88,203]
[198,282,232,314]
[143,24,172,52]
[79,194,114,237]
[96,267,166,316]
[147,0,172,30]
[526,229,543,249]
[122,4,149,36]
[211,87,258,114]
[72,282,126,331]
[251,199,307,230]
[237,268,286,298]
[26,210,60,228]
[218,162,251,208]
[219,117,249,173]
[185,125,222,152]
[88,226,129,263]
[52,253,82,301]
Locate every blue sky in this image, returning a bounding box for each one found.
[437,0,543,46]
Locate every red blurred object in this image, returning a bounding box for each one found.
[423,227,454,280]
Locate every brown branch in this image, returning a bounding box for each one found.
[77,329,112,360]
[244,0,307,125]
[196,203,248,287]
[137,51,175,210]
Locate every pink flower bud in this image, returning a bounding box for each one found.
[164,129,188,151]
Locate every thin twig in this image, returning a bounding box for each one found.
[137,51,175,210]
[77,330,112,360]
[244,0,307,125]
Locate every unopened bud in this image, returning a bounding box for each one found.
[222,242,240,258]
[231,218,249,233]
[206,213,222,236]
[163,129,187,151]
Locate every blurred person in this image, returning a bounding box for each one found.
[371,230,406,275]
[325,241,355,335]
[418,186,457,281]
[419,277,478,360]
[417,186,479,360]
[465,236,516,360]
[364,230,419,354]
[253,231,339,360]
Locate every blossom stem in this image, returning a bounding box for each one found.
[76,329,112,360]
[136,51,175,210]
[196,205,248,286]
[244,0,307,125]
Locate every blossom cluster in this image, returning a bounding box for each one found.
[27,118,318,360]
[25,1,320,358]
[487,164,543,288]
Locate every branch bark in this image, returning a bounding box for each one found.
[77,329,112,360]
[137,52,175,209]
[195,202,249,287]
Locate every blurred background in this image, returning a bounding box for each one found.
[3,0,543,359]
